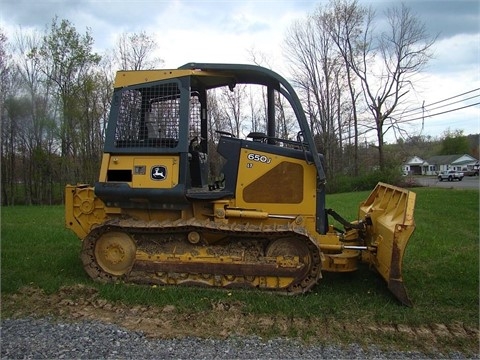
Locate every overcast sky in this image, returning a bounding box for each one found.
[1,0,479,142]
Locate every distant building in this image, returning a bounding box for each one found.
[402,154,478,175]
[402,156,426,175]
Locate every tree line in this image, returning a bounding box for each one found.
[1,0,439,205]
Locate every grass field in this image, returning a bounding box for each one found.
[1,187,479,353]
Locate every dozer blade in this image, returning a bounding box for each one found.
[359,182,416,306]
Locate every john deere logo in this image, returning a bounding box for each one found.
[151,166,167,180]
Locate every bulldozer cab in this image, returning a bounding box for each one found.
[95,63,328,234]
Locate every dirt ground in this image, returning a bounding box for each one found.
[2,284,478,355]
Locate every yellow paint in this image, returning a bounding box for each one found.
[132,157,179,188]
[235,149,317,214]
[65,185,107,239]
[114,69,233,88]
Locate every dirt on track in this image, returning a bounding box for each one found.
[2,285,478,355]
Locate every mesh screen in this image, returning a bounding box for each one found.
[189,93,201,141]
[114,82,181,148]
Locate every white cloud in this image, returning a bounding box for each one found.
[143,1,308,71]
[400,32,480,139]
[1,0,478,140]
[429,33,480,74]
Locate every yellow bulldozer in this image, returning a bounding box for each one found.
[65,63,416,305]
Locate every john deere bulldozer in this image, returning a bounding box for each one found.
[65,63,416,305]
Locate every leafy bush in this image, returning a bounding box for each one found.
[326,167,403,193]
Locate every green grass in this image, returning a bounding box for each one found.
[1,187,479,329]
[1,206,87,293]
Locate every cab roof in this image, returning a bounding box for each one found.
[114,62,284,91]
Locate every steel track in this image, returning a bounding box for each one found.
[81,217,322,294]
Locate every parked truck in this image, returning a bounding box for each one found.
[438,170,464,181]
[462,168,479,177]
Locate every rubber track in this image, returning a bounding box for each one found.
[81,217,322,295]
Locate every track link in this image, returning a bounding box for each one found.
[81,218,322,295]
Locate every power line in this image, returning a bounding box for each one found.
[393,93,480,119]
[395,102,480,124]
[390,88,480,118]
[425,88,479,107]
[344,89,480,142]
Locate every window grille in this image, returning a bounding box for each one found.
[114,82,181,148]
[189,93,202,141]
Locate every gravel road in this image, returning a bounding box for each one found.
[1,318,472,359]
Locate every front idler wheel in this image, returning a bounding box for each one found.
[266,237,319,293]
[94,231,137,276]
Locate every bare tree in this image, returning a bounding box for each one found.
[245,85,265,134]
[324,0,367,175]
[114,31,163,70]
[284,14,346,178]
[12,29,59,204]
[351,3,436,169]
[217,85,247,138]
[284,0,435,171]
[248,49,297,141]
[95,53,115,146]
[0,28,15,204]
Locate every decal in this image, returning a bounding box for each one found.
[151,165,167,180]
[247,153,271,164]
[134,165,146,175]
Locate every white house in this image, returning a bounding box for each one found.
[402,154,479,175]
[426,154,479,175]
[402,156,427,175]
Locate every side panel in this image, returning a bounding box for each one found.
[235,147,317,215]
[95,154,188,209]
[98,155,180,188]
[132,157,179,188]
